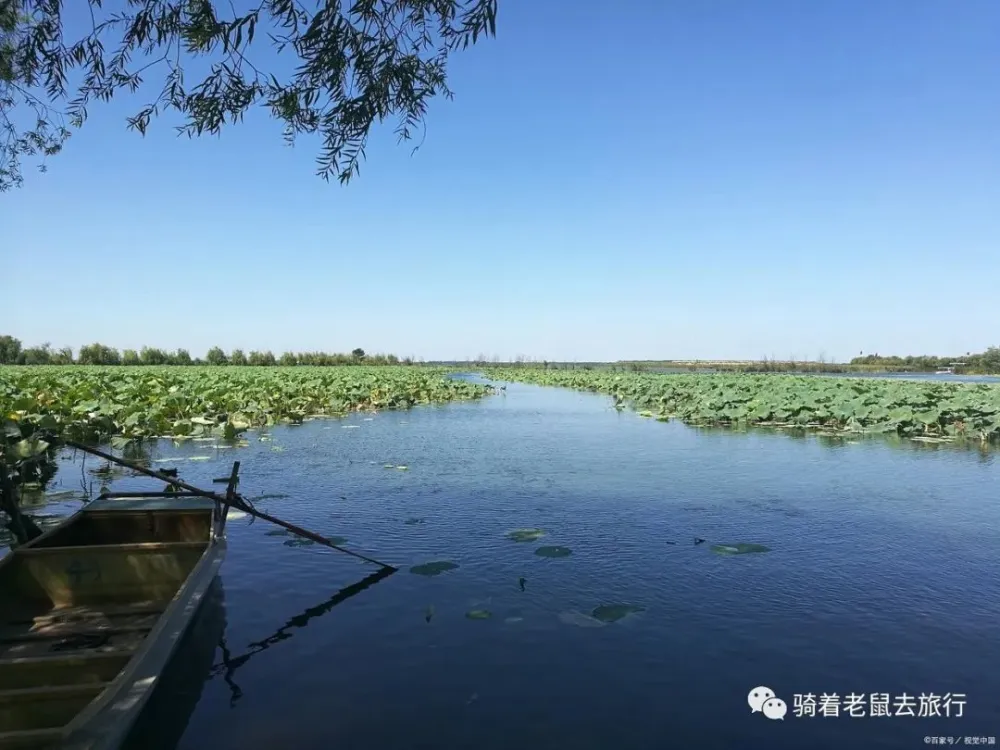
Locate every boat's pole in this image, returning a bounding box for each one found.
[60,439,398,571]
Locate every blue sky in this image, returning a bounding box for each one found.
[3,0,998,362]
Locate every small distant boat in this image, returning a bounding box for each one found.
[935,368,954,375]
[0,493,226,750]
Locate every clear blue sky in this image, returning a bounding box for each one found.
[3,0,998,362]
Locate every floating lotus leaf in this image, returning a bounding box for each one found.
[266,529,291,537]
[591,604,645,623]
[535,545,572,558]
[396,465,408,470]
[710,543,771,555]
[44,490,80,501]
[505,528,544,542]
[558,610,606,628]
[465,609,492,620]
[283,537,316,547]
[328,536,348,545]
[409,561,459,576]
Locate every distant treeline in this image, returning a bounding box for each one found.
[848,348,1000,373]
[471,349,1000,375]
[0,337,414,366]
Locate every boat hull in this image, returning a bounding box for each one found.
[0,497,225,750]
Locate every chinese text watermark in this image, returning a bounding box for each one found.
[749,686,968,721]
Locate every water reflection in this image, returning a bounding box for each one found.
[211,566,396,706]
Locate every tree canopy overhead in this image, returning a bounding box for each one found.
[0,0,497,191]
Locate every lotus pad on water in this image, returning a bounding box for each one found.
[710,543,771,556]
[505,528,545,543]
[558,610,606,628]
[591,604,645,623]
[535,545,572,558]
[409,561,460,576]
[465,609,492,620]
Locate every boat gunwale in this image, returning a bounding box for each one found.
[16,541,208,557]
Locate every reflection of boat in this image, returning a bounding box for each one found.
[0,494,226,749]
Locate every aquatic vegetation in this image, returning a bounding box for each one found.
[266,529,291,536]
[283,537,316,547]
[43,490,81,501]
[505,528,545,542]
[558,610,606,628]
[465,609,492,620]
[409,560,460,576]
[591,604,645,623]
[0,366,493,454]
[535,545,572,558]
[710,543,771,556]
[487,370,1000,445]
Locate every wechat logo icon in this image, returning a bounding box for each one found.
[748,686,788,720]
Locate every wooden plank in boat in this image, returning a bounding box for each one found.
[5,602,165,627]
[0,631,147,662]
[25,513,212,549]
[83,497,215,513]
[0,652,134,690]
[0,682,110,734]
[13,542,208,610]
[0,727,63,750]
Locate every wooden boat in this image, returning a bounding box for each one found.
[0,493,227,750]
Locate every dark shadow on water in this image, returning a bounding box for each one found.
[122,576,227,750]
[210,565,396,706]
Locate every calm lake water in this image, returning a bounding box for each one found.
[17,380,1000,749]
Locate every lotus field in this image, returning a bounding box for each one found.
[488,369,1000,445]
[0,366,492,448]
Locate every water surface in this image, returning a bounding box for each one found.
[25,382,1000,749]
